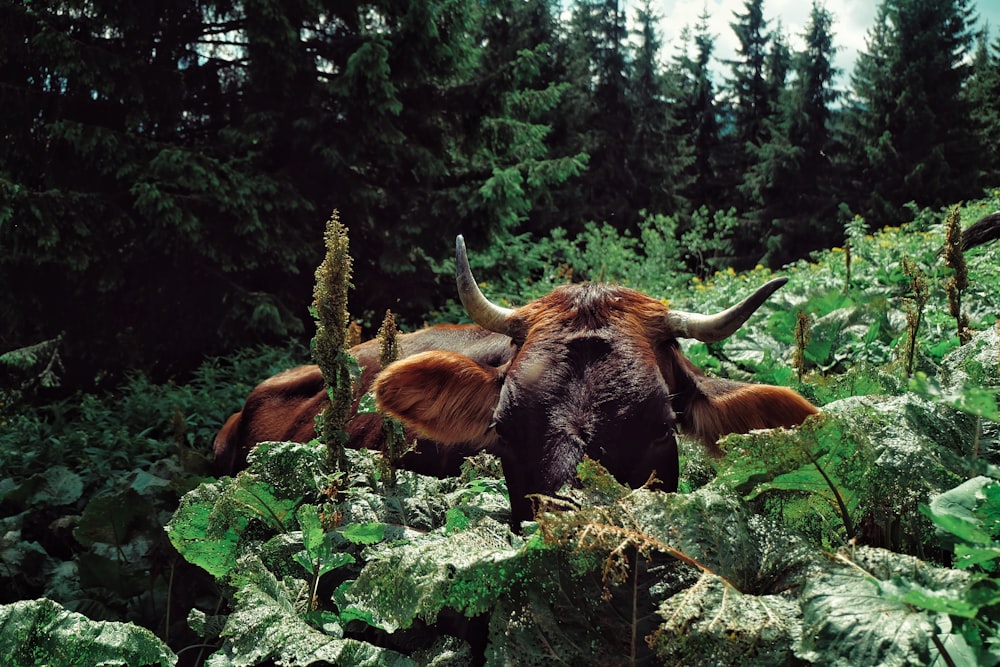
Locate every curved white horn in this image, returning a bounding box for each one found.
[455,235,515,335]
[665,277,788,343]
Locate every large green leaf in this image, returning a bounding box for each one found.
[650,573,801,666]
[924,476,995,546]
[798,547,968,666]
[166,477,247,579]
[208,556,413,667]
[343,517,529,632]
[0,598,175,667]
[483,551,670,666]
[74,488,154,548]
[1,465,83,508]
[167,443,311,578]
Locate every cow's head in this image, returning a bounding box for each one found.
[375,236,818,524]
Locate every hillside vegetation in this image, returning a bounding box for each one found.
[1,194,999,665]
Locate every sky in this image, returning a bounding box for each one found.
[649,0,1000,87]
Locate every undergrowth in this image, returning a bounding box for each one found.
[2,193,1000,665]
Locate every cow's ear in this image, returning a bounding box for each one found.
[679,377,819,455]
[374,351,502,444]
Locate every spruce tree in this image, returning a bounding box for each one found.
[628,0,693,217]
[727,0,773,150]
[0,0,316,384]
[742,1,840,264]
[465,0,587,239]
[967,30,1000,187]
[842,0,979,227]
[670,12,722,212]
[1,0,577,385]
[562,0,636,230]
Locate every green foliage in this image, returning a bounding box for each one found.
[0,598,175,667]
[680,206,739,276]
[799,548,967,666]
[6,192,1000,664]
[0,342,304,658]
[892,476,1000,665]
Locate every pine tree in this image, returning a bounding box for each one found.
[742,1,841,265]
[670,12,722,212]
[966,30,1000,186]
[561,0,636,230]
[842,0,979,227]
[627,0,692,217]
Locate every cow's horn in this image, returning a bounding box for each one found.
[665,277,788,343]
[456,235,515,335]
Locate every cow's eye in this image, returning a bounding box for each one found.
[655,420,676,442]
[491,419,512,440]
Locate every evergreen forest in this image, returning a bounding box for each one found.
[3,0,1000,665]
[3,0,1000,385]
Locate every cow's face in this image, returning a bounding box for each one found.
[490,284,681,498]
[374,237,818,525]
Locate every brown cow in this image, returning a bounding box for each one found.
[215,236,818,525]
[212,323,514,479]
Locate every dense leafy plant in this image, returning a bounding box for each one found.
[3,194,1000,664]
[0,342,305,663]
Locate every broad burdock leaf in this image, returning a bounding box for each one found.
[167,477,246,578]
[924,476,995,547]
[798,547,969,666]
[167,471,299,579]
[208,555,413,667]
[336,449,509,532]
[1,465,83,507]
[74,488,153,548]
[246,439,337,497]
[343,517,529,632]
[718,388,981,552]
[650,573,801,666]
[484,552,673,666]
[0,598,175,667]
[520,468,817,664]
[626,486,819,595]
[879,577,979,618]
[939,325,1000,392]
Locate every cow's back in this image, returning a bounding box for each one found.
[212,365,327,475]
[212,325,514,476]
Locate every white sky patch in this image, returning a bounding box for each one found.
[646,0,998,88]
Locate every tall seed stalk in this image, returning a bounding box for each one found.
[377,309,408,486]
[901,257,929,378]
[794,311,812,383]
[843,214,867,293]
[943,206,971,345]
[312,211,355,472]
